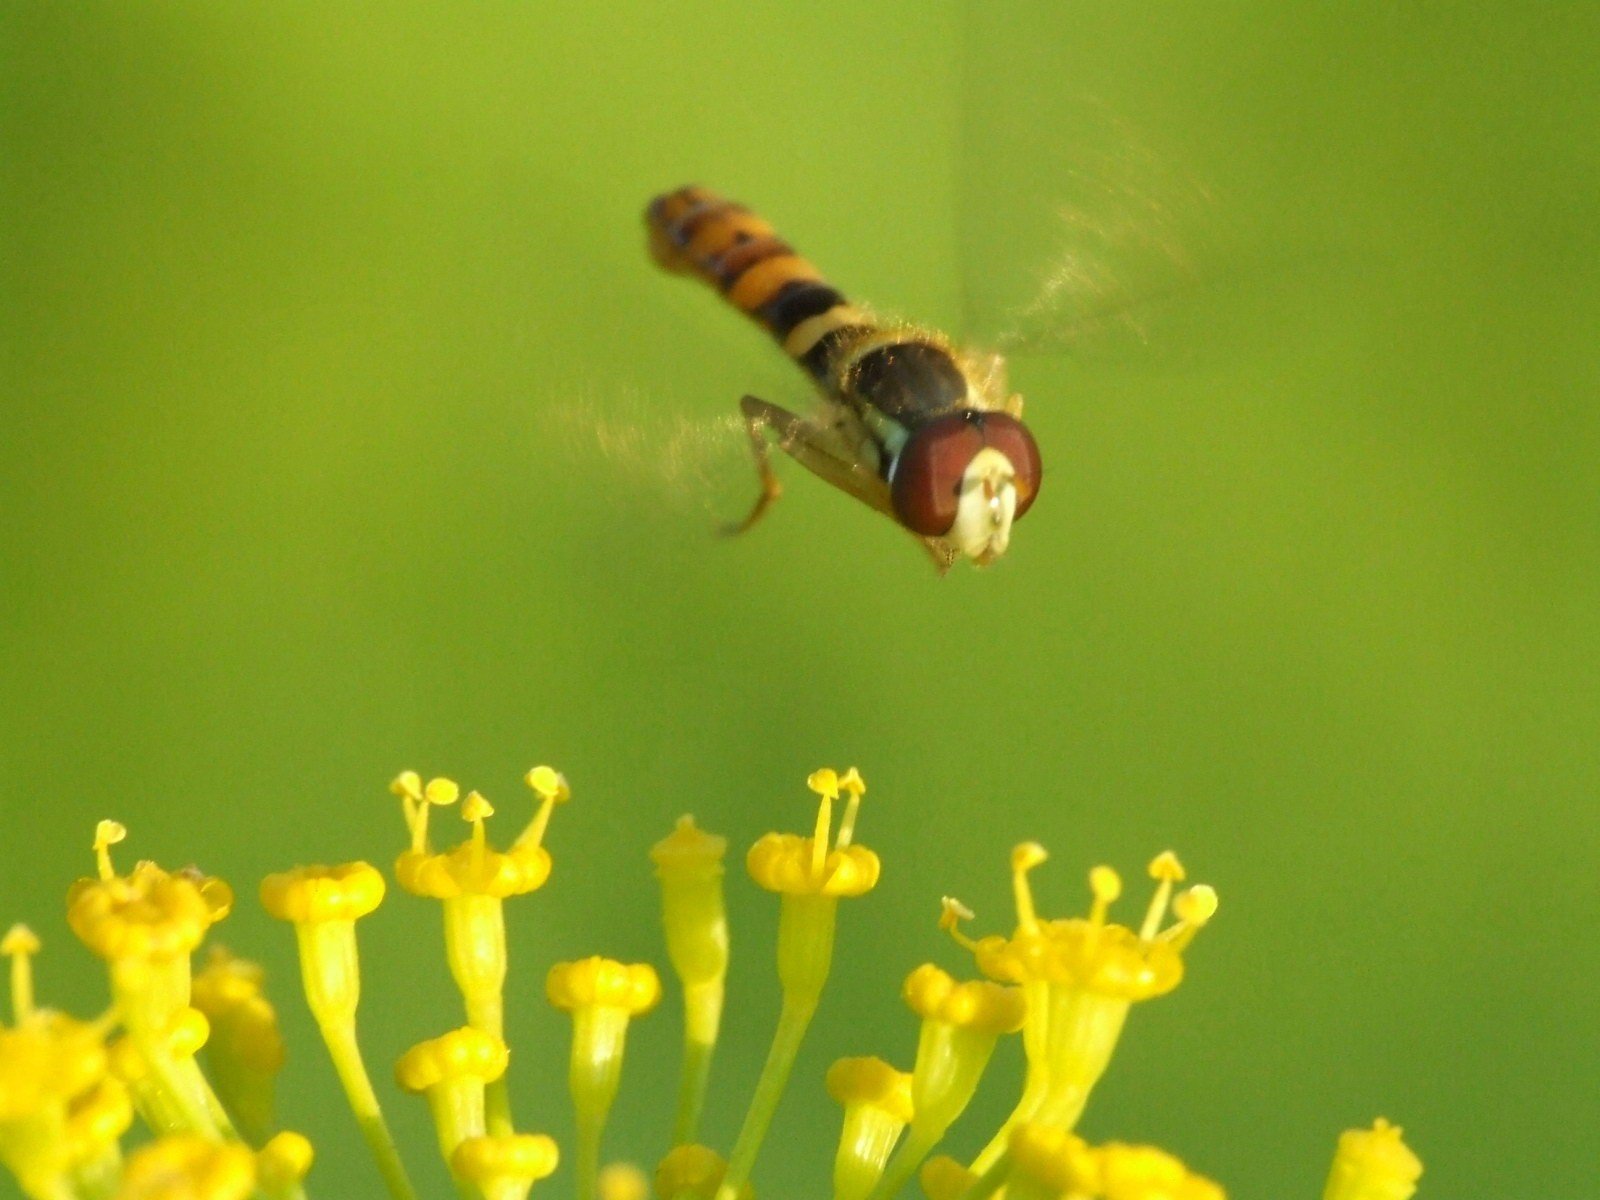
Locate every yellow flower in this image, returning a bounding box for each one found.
[651,815,729,1144]
[716,768,882,1200]
[870,965,1027,1197]
[258,862,384,925]
[394,786,555,901]
[260,857,414,1200]
[393,769,571,1139]
[396,1026,510,1165]
[949,847,1217,1170]
[826,1056,914,1200]
[1323,1119,1422,1200]
[548,958,661,1200]
[547,958,663,1016]
[746,768,880,898]
[61,825,236,1142]
[191,947,284,1144]
[902,963,1026,1037]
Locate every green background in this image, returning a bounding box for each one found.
[3,3,1597,1198]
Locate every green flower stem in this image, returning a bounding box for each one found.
[672,1004,718,1146]
[715,894,838,1200]
[569,1006,631,1200]
[320,1023,419,1200]
[445,895,513,1138]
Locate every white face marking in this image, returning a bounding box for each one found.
[950,447,1019,563]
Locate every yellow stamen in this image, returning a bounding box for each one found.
[1163,886,1219,950]
[464,791,494,860]
[1138,851,1186,942]
[807,769,839,878]
[1087,866,1121,927]
[518,765,571,850]
[390,772,424,847]
[835,767,866,849]
[938,898,979,952]
[1011,843,1048,932]
[3,924,40,1023]
[93,820,125,881]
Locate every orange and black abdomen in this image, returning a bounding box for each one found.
[646,186,872,380]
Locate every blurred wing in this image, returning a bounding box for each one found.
[540,385,753,522]
[956,41,1222,363]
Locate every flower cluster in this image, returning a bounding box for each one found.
[0,766,1423,1200]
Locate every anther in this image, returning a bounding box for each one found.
[1087,865,1122,926]
[1011,843,1048,932]
[1139,850,1185,942]
[93,819,126,880]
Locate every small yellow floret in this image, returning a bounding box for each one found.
[67,860,221,963]
[919,1156,976,1200]
[965,853,1216,1001]
[825,1056,915,1124]
[395,841,552,900]
[452,1133,560,1185]
[256,1132,314,1189]
[746,767,881,896]
[259,862,385,924]
[117,1133,257,1200]
[650,816,727,882]
[1324,1119,1422,1200]
[747,834,880,896]
[395,1027,509,1093]
[902,964,1026,1035]
[191,947,284,1074]
[654,1144,750,1200]
[546,958,661,1015]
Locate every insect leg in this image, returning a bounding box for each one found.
[726,395,893,536]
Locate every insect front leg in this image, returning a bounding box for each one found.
[725,395,893,537]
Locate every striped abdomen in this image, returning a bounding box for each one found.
[646,186,876,382]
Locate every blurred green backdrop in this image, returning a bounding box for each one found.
[3,3,1597,1198]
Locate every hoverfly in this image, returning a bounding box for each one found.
[646,186,1043,571]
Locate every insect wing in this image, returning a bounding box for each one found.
[956,35,1221,364]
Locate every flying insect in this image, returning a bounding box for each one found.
[646,186,1042,571]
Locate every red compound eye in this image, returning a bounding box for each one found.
[889,411,1043,536]
[979,413,1042,519]
[890,414,983,535]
